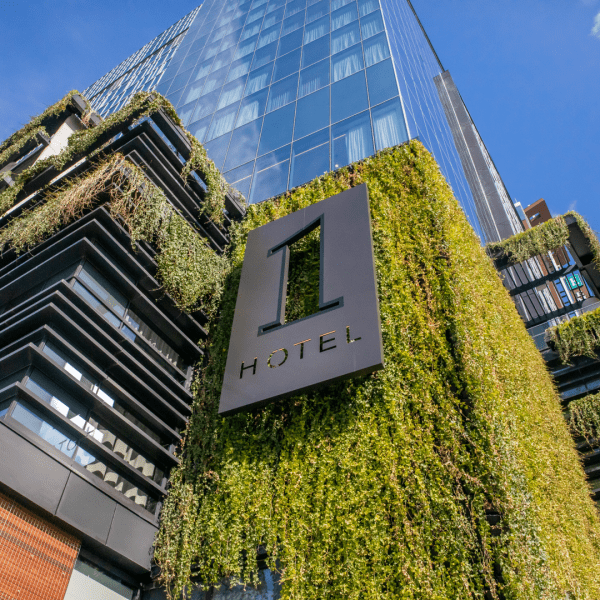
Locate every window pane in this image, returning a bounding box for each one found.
[331,20,360,54]
[169,68,194,93]
[360,9,384,39]
[202,65,229,95]
[191,58,214,82]
[188,115,212,142]
[299,58,330,97]
[220,28,243,51]
[332,69,368,122]
[255,144,292,172]
[366,59,397,106]
[307,0,330,23]
[332,0,354,9]
[282,11,305,35]
[228,56,253,82]
[12,402,77,458]
[230,176,252,199]
[224,118,263,171]
[371,97,408,150]
[252,42,278,68]
[331,2,358,30]
[247,5,267,23]
[207,102,240,141]
[218,77,247,109]
[42,342,95,393]
[264,6,284,24]
[125,310,185,370]
[179,79,205,105]
[294,86,330,139]
[332,110,373,168]
[245,62,274,96]
[302,35,330,68]
[78,264,127,317]
[285,0,307,18]
[273,48,301,82]
[259,103,296,155]
[267,0,285,12]
[277,28,304,56]
[250,160,290,203]
[212,48,236,73]
[192,89,221,121]
[235,35,259,59]
[332,43,363,81]
[237,88,269,126]
[363,31,390,66]
[267,73,299,112]
[258,23,282,48]
[224,161,255,185]
[291,128,330,187]
[204,132,233,170]
[241,21,262,41]
[72,282,121,328]
[304,15,330,44]
[178,101,197,126]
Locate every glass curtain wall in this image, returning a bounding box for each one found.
[154,0,409,204]
[378,0,483,239]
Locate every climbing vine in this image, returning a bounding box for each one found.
[0,154,228,314]
[546,306,600,363]
[154,141,600,600]
[568,392,600,446]
[486,215,569,264]
[0,90,88,161]
[0,92,243,225]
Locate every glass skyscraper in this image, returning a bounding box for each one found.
[84,0,522,243]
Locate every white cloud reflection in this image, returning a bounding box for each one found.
[592,11,600,39]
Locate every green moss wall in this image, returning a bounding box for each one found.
[155,141,600,599]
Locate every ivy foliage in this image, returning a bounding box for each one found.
[0,92,243,225]
[0,90,88,166]
[486,210,600,269]
[0,154,228,314]
[485,215,569,264]
[547,306,600,363]
[154,141,600,600]
[568,392,600,446]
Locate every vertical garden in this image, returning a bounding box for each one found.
[155,140,600,599]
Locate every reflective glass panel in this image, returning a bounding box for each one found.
[371,96,408,150]
[259,102,296,155]
[273,48,301,81]
[331,109,373,168]
[224,118,263,171]
[290,128,330,187]
[363,31,390,66]
[295,86,329,139]
[267,73,299,111]
[332,69,368,121]
[366,58,396,106]
[298,58,329,96]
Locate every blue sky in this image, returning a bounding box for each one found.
[0,0,598,230]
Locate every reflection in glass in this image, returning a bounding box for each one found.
[332,110,374,168]
[360,9,384,38]
[273,48,301,81]
[12,403,77,458]
[282,11,306,35]
[291,128,330,187]
[331,2,358,30]
[304,15,330,44]
[228,56,253,82]
[78,264,126,317]
[332,69,368,121]
[366,59,397,106]
[371,97,408,150]
[245,62,274,96]
[307,0,329,23]
[252,41,278,68]
[218,78,247,109]
[332,44,363,81]
[259,103,296,155]
[188,115,212,142]
[363,31,390,66]
[277,28,304,56]
[224,119,263,171]
[295,86,329,139]
[251,159,290,203]
[299,59,330,96]
[267,74,299,111]
[331,21,360,54]
[258,23,282,48]
[237,89,269,126]
[207,103,240,141]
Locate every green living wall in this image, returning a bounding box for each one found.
[155,141,600,599]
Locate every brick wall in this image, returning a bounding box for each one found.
[0,492,80,600]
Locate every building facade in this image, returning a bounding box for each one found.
[84,0,522,243]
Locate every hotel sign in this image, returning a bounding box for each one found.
[219,184,384,415]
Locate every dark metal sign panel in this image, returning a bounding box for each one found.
[219,184,384,415]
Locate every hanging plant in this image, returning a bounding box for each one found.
[485,216,569,264]
[568,392,600,446]
[546,306,600,363]
[154,141,600,600]
[0,154,228,315]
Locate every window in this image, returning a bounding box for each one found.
[366,59,397,106]
[237,88,269,127]
[331,20,360,54]
[360,9,384,39]
[267,73,299,112]
[73,263,187,375]
[224,118,263,171]
[294,86,330,139]
[259,102,296,155]
[331,69,368,121]
[371,97,408,150]
[290,127,330,188]
[332,110,373,168]
[331,1,358,30]
[363,31,390,66]
[273,48,301,82]
[331,43,363,81]
[299,58,330,97]
[304,14,330,43]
